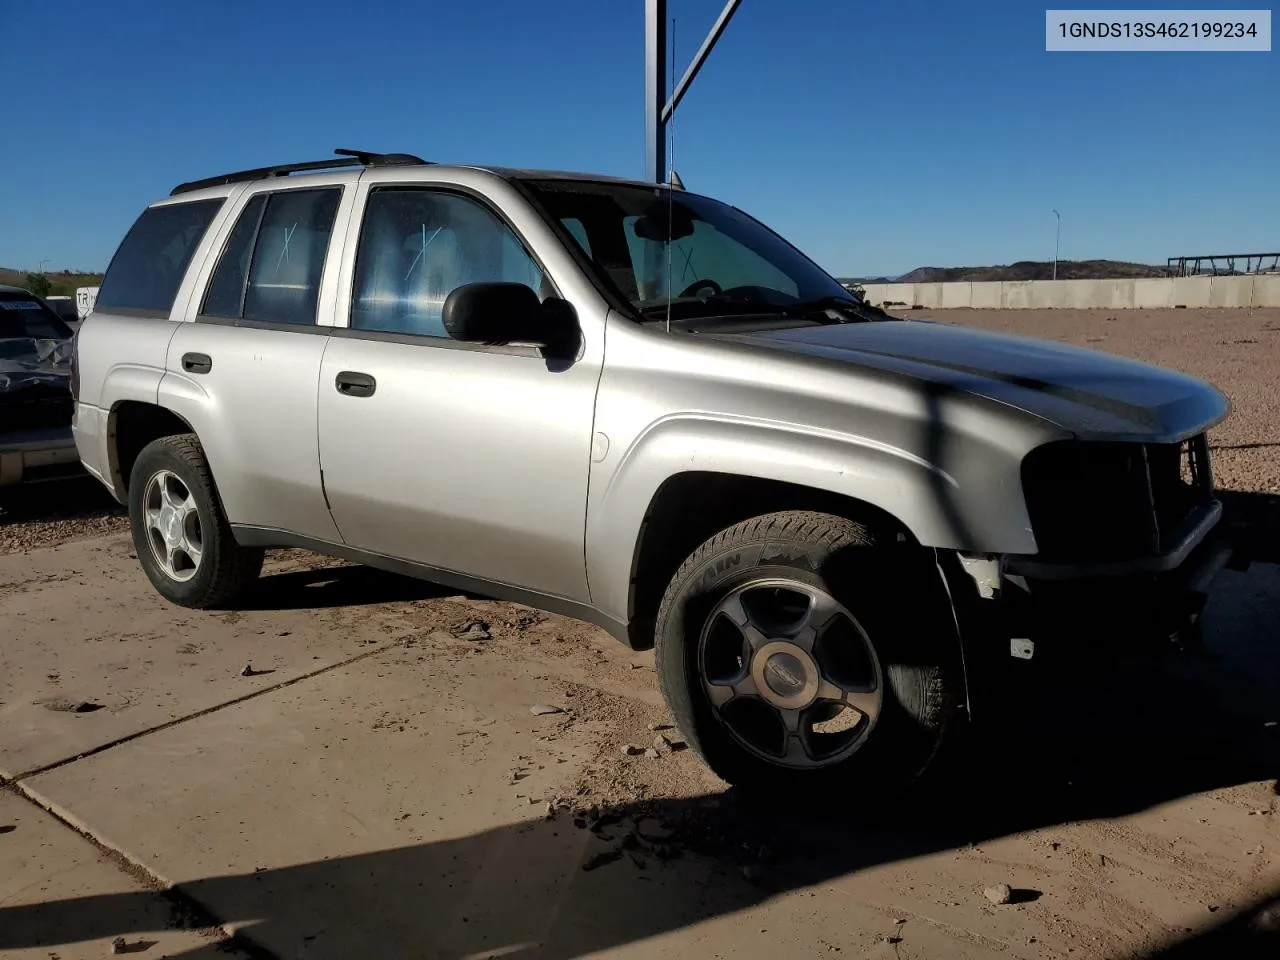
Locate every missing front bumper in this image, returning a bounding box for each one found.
[951,517,1247,663]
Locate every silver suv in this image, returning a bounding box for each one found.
[73,149,1238,798]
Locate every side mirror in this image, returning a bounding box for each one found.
[441,282,578,354]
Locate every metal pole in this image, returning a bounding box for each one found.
[1051,210,1060,280]
[662,0,742,123]
[645,0,667,184]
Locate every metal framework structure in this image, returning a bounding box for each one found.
[646,0,742,183]
[1167,252,1280,277]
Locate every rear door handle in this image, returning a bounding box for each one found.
[335,371,376,398]
[182,352,212,374]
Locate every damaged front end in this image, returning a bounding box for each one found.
[941,434,1250,690]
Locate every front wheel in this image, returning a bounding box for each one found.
[128,434,263,609]
[654,510,959,803]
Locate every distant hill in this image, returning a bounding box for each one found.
[894,259,1171,283]
[0,268,103,297]
[837,276,897,285]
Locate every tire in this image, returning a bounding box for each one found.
[128,434,263,609]
[654,510,959,804]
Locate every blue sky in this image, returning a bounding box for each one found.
[2,0,1275,277]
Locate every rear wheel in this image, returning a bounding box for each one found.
[654,510,959,803]
[128,434,263,608]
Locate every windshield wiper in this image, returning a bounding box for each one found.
[636,299,780,322]
[636,293,892,325]
[781,296,891,323]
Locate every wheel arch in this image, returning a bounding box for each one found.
[586,414,1024,637]
[108,400,197,498]
[619,470,929,650]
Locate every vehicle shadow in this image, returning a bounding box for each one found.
[239,562,476,611]
[1221,489,1280,564]
[0,474,121,524]
[1145,888,1280,957]
[2,562,1276,959]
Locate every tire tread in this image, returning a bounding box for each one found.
[653,509,954,802]
[130,433,262,609]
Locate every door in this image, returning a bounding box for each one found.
[317,185,601,601]
[163,182,351,541]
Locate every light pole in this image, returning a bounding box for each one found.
[1051,210,1060,280]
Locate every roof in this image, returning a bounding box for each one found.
[482,167,668,189]
[169,149,668,197]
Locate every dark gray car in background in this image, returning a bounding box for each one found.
[0,285,80,488]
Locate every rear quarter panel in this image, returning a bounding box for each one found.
[72,314,183,498]
[73,187,242,498]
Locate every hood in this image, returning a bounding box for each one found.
[0,337,72,395]
[719,319,1229,442]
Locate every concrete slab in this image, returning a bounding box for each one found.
[19,641,628,958]
[3,540,1277,959]
[0,790,242,959]
[0,536,436,777]
[18,639,1034,960]
[528,853,1017,960]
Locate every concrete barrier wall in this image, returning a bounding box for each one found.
[970,281,1002,308]
[857,275,1279,309]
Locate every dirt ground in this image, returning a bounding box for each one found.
[1,308,1278,959]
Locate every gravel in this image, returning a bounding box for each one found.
[0,476,126,555]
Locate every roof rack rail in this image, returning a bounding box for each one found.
[169,149,430,196]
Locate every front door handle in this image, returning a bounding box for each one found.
[335,371,376,398]
[182,352,212,374]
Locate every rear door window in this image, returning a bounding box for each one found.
[243,189,341,326]
[199,188,340,326]
[95,199,224,316]
[201,194,267,318]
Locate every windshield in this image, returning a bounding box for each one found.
[518,178,857,322]
[0,293,73,341]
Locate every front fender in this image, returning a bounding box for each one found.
[585,413,1040,625]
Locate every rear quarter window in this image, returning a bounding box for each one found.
[95,198,224,316]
